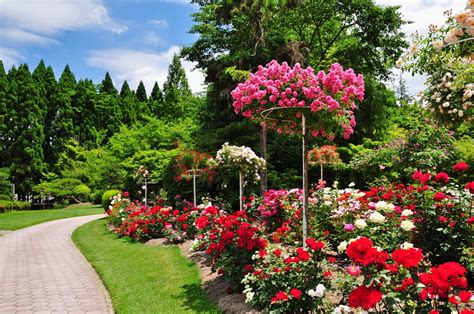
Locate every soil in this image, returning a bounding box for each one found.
[146,238,259,313]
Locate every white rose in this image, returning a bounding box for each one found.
[354,219,367,229]
[337,241,348,253]
[315,284,325,297]
[375,201,387,211]
[400,220,415,231]
[401,242,414,249]
[369,212,386,223]
[245,291,254,303]
[348,182,355,187]
[307,289,317,298]
[401,209,413,216]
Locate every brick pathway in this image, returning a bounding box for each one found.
[0,215,113,314]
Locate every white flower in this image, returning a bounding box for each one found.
[369,212,386,223]
[458,110,464,117]
[433,39,444,50]
[354,219,367,229]
[375,201,387,211]
[401,242,414,249]
[348,182,355,187]
[334,305,351,314]
[401,209,413,216]
[395,58,404,68]
[307,289,317,297]
[121,218,125,221]
[315,284,325,297]
[324,201,333,206]
[401,220,415,231]
[245,291,254,303]
[337,241,348,253]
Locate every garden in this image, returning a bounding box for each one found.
[1,0,473,313]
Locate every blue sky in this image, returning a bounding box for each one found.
[0,0,465,95]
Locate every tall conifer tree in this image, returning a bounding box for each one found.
[119,80,137,125]
[163,54,192,118]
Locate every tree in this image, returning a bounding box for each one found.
[163,54,192,118]
[136,81,147,102]
[99,72,118,95]
[135,81,151,120]
[97,72,122,137]
[3,64,46,199]
[0,61,8,167]
[32,60,57,167]
[49,65,76,166]
[149,81,164,117]
[119,80,138,125]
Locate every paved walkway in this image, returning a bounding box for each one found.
[0,215,113,314]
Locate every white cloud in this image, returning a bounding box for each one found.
[0,28,59,45]
[86,46,206,94]
[0,47,23,69]
[142,31,166,47]
[0,0,126,34]
[149,19,169,29]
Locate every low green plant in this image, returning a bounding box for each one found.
[102,189,121,210]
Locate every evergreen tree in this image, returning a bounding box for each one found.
[162,54,192,118]
[119,80,138,125]
[3,64,46,199]
[97,72,121,136]
[32,60,57,168]
[99,72,118,95]
[49,65,77,166]
[136,81,147,102]
[0,61,7,168]
[150,81,164,117]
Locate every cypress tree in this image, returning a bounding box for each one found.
[136,81,147,102]
[135,81,151,120]
[119,80,137,125]
[3,64,46,199]
[50,65,77,165]
[32,60,57,168]
[149,81,164,117]
[97,72,121,136]
[163,54,192,118]
[0,61,7,168]
[73,79,103,148]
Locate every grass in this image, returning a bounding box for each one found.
[72,219,220,314]
[0,203,103,230]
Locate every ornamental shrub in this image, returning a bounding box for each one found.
[102,189,121,210]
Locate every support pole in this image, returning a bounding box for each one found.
[192,168,197,207]
[302,114,308,248]
[144,178,148,208]
[239,170,244,211]
[320,163,324,182]
[260,124,268,195]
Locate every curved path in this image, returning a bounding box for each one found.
[0,215,113,313]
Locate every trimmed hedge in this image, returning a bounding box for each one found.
[102,189,121,210]
[0,200,31,213]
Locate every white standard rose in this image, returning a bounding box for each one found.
[400,220,415,231]
[401,209,413,216]
[369,212,386,223]
[354,219,367,229]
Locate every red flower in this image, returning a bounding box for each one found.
[348,285,383,310]
[439,216,448,223]
[346,237,377,265]
[461,310,474,314]
[271,291,289,303]
[324,271,332,277]
[296,247,311,261]
[327,257,337,263]
[449,295,459,305]
[391,248,423,268]
[273,249,282,256]
[412,171,431,184]
[385,263,399,273]
[402,277,414,287]
[434,172,449,183]
[465,181,474,193]
[452,161,468,172]
[459,291,472,303]
[433,192,445,202]
[306,238,325,251]
[290,288,302,299]
[419,262,467,298]
[195,216,210,230]
[430,311,440,314]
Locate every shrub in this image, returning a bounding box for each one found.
[33,178,92,204]
[102,189,121,210]
[0,200,31,213]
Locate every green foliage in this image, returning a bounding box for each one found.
[0,200,31,213]
[33,178,91,204]
[102,189,121,210]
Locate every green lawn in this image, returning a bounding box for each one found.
[0,204,103,230]
[73,219,220,314]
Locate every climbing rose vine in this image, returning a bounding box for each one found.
[231,60,365,140]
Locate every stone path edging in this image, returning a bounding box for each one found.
[0,214,113,314]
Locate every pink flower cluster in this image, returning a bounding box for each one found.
[231,60,365,139]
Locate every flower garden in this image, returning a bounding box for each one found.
[103,5,474,310]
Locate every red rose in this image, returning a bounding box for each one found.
[346,237,377,265]
[449,295,459,305]
[290,288,302,299]
[465,181,474,193]
[306,238,325,251]
[348,285,383,310]
[392,248,423,268]
[412,171,431,184]
[271,291,289,303]
[433,192,445,202]
[434,172,449,183]
[439,216,448,223]
[296,247,311,261]
[402,277,414,287]
[460,310,474,314]
[419,262,467,298]
[273,249,282,256]
[458,291,472,303]
[452,161,468,172]
[430,311,440,314]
